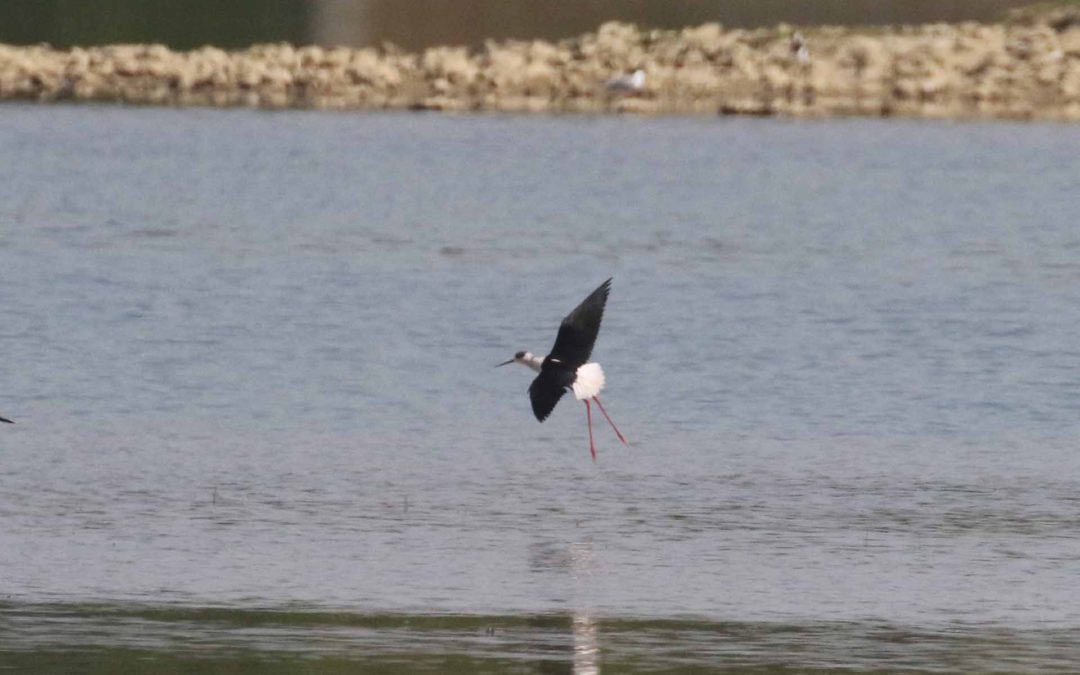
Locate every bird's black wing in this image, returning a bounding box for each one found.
[528,368,574,422]
[547,278,611,369]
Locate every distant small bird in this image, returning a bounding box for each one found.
[0,415,12,424]
[790,32,810,65]
[605,69,646,95]
[498,278,627,461]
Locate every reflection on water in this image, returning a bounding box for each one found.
[0,0,309,50]
[573,610,599,675]
[3,602,1080,674]
[0,0,1045,50]
[529,540,600,673]
[571,542,600,675]
[339,0,1041,51]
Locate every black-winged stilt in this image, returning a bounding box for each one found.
[498,278,628,461]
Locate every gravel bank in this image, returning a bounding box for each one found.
[3,11,1080,119]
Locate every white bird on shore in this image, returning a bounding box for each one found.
[605,69,646,94]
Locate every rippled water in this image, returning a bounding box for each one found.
[1,106,1079,672]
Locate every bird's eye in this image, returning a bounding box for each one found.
[515,351,526,359]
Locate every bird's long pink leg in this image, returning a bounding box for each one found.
[584,399,597,462]
[591,396,628,446]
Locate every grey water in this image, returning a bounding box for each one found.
[1,106,1080,673]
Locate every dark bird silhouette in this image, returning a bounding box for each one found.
[498,278,627,460]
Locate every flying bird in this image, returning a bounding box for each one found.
[498,278,627,461]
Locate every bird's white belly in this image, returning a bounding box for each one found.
[571,362,605,399]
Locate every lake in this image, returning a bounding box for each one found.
[1,105,1079,672]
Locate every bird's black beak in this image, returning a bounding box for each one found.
[496,359,514,368]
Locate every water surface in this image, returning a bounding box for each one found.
[1,106,1080,672]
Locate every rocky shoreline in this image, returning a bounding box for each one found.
[2,9,1080,119]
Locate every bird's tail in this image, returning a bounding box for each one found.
[572,363,605,400]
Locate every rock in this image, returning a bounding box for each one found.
[1,17,1078,119]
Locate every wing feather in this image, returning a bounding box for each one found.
[528,369,573,422]
[547,278,611,369]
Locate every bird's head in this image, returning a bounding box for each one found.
[497,350,529,367]
[497,350,541,372]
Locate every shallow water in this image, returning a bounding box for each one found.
[1,106,1080,672]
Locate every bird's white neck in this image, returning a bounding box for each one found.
[518,352,543,373]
